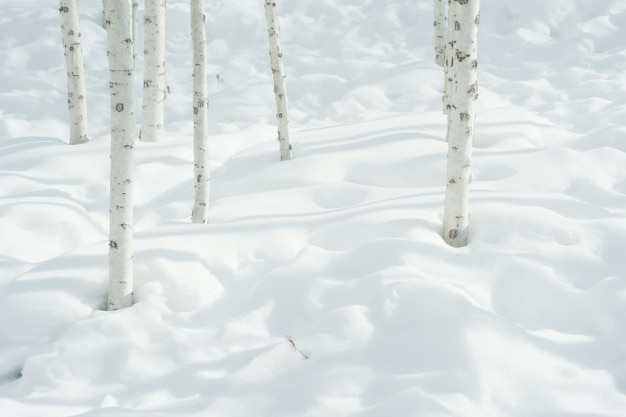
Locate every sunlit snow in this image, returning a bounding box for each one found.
[1,0,626,416]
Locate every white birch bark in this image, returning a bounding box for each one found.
[108,1,137,63]
[442,0,480,247]
[106,0,135,310]
[60,0,89,145]
[434,0,446,67]
[140,0,166,142]
[264,0,292,161]
[190,0,210,223]
[132,1,139,67]
[442,0,453,113]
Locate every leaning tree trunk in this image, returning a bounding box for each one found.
[264,0,292,161]
[106,0,135,310]
[141,0,166,142]
[190,0,210,223]
[60,0,89,145]
[442,0,480,247]
[434,0,446,67]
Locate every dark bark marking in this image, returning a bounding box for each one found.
[456,50,470,62]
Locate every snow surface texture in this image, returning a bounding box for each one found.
[1,0,626,415]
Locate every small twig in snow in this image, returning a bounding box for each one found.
[286,335,309,360]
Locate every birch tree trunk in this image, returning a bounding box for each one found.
[141,0,166,142]
[132,1,139,67]
[442,0,453,113]
[442,0,480,247]
[191,0,210,223]
[264,0,292,161]
[60,0,89,145]
[434,0,446,67]
[106,0,135,310]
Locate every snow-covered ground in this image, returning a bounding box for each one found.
[1,0,626,415]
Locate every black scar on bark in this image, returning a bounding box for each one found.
[456,50,470,62]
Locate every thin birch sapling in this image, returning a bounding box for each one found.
[132,1,139,67]
[191,0,210,223]
[106,0,136,310]
[141,0,166,142]
[59,0,89,145]
[442,0,454,114]
[434,0,447,67]
[264,0,292,161]
[442,0,480,247]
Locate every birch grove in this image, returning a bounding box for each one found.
[141,0,167,142]
[442,0,480,247]
[191,0,210,223]
[106,0,136,310]
[264,0,292,161]
[59,0,89,145]
[434,0,447,67]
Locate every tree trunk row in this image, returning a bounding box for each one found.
[83,0,294,309]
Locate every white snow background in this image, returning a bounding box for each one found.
[1,0,626,416]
